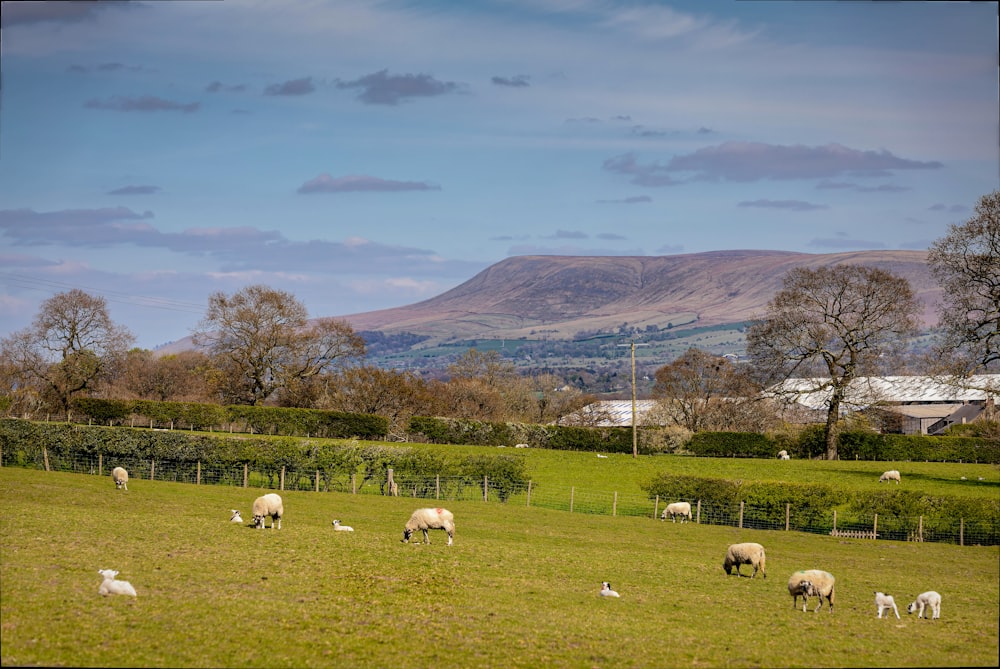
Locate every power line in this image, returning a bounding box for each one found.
[0,272,207,315]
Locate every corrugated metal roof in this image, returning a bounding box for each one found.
[770,375,998,411]
[568,400,659,427]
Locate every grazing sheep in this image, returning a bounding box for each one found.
[97,569,137,597]
[331,519,354,532]
[599,581,620,597]
[879,470,901,484]
[230,509,243,523]
[875,591,900,619]
[723,542,767,579]
[787,570,835,613]
[907,591,941,619]
[402,507,455,546]
[251,493,283,529]
[111,466,129,491]
[514,443,529,448]
[777,450,790,460]
[660,501,692,523]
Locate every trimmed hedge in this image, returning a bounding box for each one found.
[685,432,777,458]
[407,416,636,454]
[837,431,999,464]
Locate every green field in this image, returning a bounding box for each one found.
[2,459,998,668]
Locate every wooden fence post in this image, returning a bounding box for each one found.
[98,453,103,477]
[436,474,440,500]
[960,518,964,546]
[484,475,489,502]
[654,495,659,519]
[150,459,155,481]
[918,515,924,542]
[526,480,532,507]
[873,514,878,539]
[696,500,701,524]
[570,487,574,513]
[785,503,790,531]
[280,466,285,491]
[351,473,356,495]
[739,501,744,529]
[196,461,201,485]
[42,447,50,472]
[315,470,320,493]
[243,463,248,488]
[613,491,618,517]
[833,509,838,533]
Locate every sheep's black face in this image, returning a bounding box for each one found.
[402,529,412,542]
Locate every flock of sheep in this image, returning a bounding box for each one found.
[101,465,942,621]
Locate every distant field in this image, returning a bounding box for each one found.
[2,464,997,668]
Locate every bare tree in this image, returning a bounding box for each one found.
[113,349,214,402]
[927,190,1000,377]
[746,265,920,460]
[193,285,365,405]
[316,366,435,439]
[652,348,771,433]
[0,289,134,412]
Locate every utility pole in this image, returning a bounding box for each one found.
[618,338,649,458]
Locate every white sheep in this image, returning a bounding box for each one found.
[230,509,243,523]
[514,443,529,448]
[331,519,354,532]
[907,591,941,619]
[723,542,767,579]
[879,470,901,484]
[788,570,835,613]
[251,493,283,529]
[874,591,900,619]
[777,450,790,460]
[660,501,692,523]
[97,569,137,597]
[402,507,454,546]
[111,466,129,491]
[599,581,620,597]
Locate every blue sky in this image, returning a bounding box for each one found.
[1,0,997,350]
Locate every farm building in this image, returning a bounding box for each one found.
[560,399,659,427]
[769,374,998,435]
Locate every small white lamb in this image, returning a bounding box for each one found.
[874,591,899,619]
[600,581,620,597]
[907,591,942,619]
[332,519,354,531]
[230,509,243,523]
[97,569,137,597]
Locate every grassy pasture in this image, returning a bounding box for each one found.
[1,465,997,668]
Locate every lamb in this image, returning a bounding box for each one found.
[251,493,283,529]
[97,569,137,597]
[723,542,767,579]
[402,507,454,546]
[777,450,790,460]
[111,466,129,491]
[787,570,835,613]
[907,591,941,619]
[599,581,620,597]
[660,501,692,523]
[879,470,901,484]
[230,509,243,523]
[874,591,900,619]
[331,519,354,531]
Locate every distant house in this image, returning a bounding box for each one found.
[768,374,998,435]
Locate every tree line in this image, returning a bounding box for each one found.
[2,191,998,457]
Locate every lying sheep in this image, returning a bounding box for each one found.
[331,519,354,532]
[875,592,900,619]
[97,569,137,597]
[251,493,283,529]
[777,450,790,460]
[879,470,901,484]
[112,466,129,491]
[402,507,454,546]
[907,591,941,619]
[600,581,620,597]
[230,509,243,523]
[788,570,835,613]
[723,542,767,579]
[660,501,692,523]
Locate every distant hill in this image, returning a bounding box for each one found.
[341,249,939,341]
[157,250,940,366]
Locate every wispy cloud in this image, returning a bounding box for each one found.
[543,230,589,240]
[1,0,138,26]
[297,174,441,194]
[491,74,530,87]
[336,70,461,105]
[604,142,943,186]
[108,185,161,196]
[84,96,199,113]
[264,77,315,96]
[596,195,652,204]
[808,235,886,250]
[206,80,247,93]
[928,203,969,213]
[738,199,829,211]
[816,180,910,193]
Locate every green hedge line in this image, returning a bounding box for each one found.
[407,416,635,453]
[0,419,527,498]
[69,398,388,439]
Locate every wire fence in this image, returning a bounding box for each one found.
[3,448,996,547]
